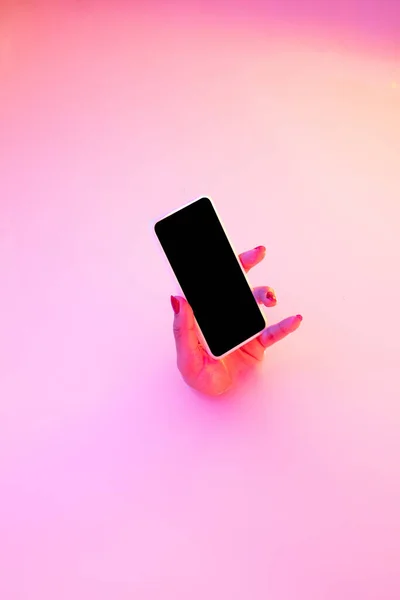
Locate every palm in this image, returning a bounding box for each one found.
[183,336,262,396]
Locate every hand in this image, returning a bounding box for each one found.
[170,246,303,397]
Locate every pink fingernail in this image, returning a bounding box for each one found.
[267,291,276,301]
[296,314,303,321]
[255,245,265,252]
[171,296,180,315]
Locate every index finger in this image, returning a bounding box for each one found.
[239,246,266,273]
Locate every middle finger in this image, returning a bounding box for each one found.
[253,286,277,307]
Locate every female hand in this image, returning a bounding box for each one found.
[170,245,302,397]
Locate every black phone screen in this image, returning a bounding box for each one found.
[154,197,266,358]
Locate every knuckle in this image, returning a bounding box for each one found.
[173,324,183,338]
[278,322,289,335]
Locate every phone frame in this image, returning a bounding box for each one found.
[152,196,266,360]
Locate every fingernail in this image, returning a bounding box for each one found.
[296,314,303,321]
[266,291,276,301]
[255,245,265,252]
[171,295,180,315]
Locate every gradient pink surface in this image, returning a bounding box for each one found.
[0,1,399,599]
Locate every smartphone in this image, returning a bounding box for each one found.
[154,197,266,359]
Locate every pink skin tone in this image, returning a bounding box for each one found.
[170,245,303,396]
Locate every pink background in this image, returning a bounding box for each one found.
[0,1,399,598]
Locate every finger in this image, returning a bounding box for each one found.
[239,337,266,362]
[171,296,203,377]
[239,246,266,273]
[259,315,303,349]
[253,286,277,307]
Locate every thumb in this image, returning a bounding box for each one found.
[171,296,200,374]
